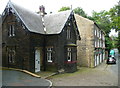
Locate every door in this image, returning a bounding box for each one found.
[97,55,99,66]
[35,49,40,72]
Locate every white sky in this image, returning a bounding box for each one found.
[0,0,119,16]
[109,29,118,37]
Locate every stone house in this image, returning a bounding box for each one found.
[75,14,105,67]
[2,1,80,73]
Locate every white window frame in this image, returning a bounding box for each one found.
[47,47,53,62]
[99,31,101,39]
[67,48,72,62]
[102,34,105,41]
[97,29,99,37]
[9,25,15,37]
[95,29,97,36]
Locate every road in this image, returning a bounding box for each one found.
[107,49,119,75]
[49,49,119,86]
[2,70,51,87]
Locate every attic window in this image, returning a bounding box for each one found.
[67,26,71,39]
[8,25,15,37]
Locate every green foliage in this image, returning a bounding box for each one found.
[108,2,120,52]
[58,6,70,12]
[105,36,113,51]
[91,10,111,35]
[109,4,120,31]
[73,7,88,18]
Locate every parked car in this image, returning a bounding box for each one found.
[106,56,116,64]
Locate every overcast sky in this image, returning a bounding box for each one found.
[0,0,119,16]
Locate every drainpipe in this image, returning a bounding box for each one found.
[43,35,46,71]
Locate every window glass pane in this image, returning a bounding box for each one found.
[9,25,15,37]
[67,48,72,61]
[67,26,71,39]
[47,47,53,62]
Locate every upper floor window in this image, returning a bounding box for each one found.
[102,34,105,41]
[8,25,15,37]
[95,29,97,36]
[97,29,99,37]
[47,47,53,62]
[67,48,72,61]
[67,26,71,39]
[98,40,99,47]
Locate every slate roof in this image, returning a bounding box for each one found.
[44,10,72,34]
[9,2,45,34]
[7,1,72,35]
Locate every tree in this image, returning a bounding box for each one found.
[58,6,89,18]
[91,10,111,35]
[58,6,70,12]
[108,1,120,52]
[73,7,88,18]
[109,4,120,31]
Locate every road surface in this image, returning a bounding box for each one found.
[2,70,51,87]
[49,49,119,86]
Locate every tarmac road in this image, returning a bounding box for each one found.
[50,49,119,86]
[2,70,51,87]
[107,49,119,75]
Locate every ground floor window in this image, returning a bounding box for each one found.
[46,47,53,62]
[67,48,72,61]
[7,47,16,63]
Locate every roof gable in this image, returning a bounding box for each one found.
[7,1,45,34]
[2,1,78,36]
[44,10,72,34]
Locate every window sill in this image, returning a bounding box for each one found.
[48,60,52,63]
[64,61,77,64]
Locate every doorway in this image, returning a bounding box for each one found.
[35,49,40,72]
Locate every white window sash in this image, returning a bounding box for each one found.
[12,25,15,36]
[9,25,15,37]
[47,48,53,62]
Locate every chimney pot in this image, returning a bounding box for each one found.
[39,5,46,16]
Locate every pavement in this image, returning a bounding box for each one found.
[2,69,52,87]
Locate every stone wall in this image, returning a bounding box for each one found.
[75,14,94,67]
[75,14,105,68]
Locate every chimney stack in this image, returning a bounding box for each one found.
[39,5,46,16]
